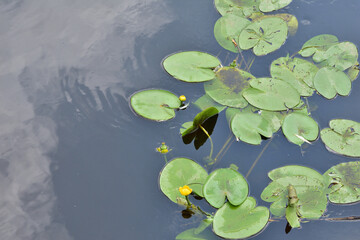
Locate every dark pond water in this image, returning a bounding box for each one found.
[0,0,359,239]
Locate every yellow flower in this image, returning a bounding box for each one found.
[161,149,169,154]
[179,185,192,196]
[179,95,186,102]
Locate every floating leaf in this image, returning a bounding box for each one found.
[213,197,269,239]
[203,168,248,208]
[270,57,315,96]
[260,110,285,133]
[261,175,327,219]
[239,17,288,56]
[320,119,360,157]
[180,122,194,135]
[130,89,181,121]
[163,51,221,82]
[159,158,208,203]
[193,94,227,112]
[230,109,273,145]
[321,42,359,71]
[214,0,260,18]
[324,161,360,204]
[313,67,351,99]
[214,15,251,53]
[299,34,339,62]
[286,205,301,228]
[182,107,219,150]
[281,112,319,146]
[204,67,255,108]
[253,14,298,36]
[259,0,292,13]
[268,165,325,183]
[242,78,300,111]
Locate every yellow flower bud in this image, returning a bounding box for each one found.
[179,95,186,102]
[179,185,192,196]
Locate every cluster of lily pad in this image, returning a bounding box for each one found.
[159,157,360,238]
[128,0,360,239]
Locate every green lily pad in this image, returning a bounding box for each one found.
[203,168,248,208]
[321,42,358,71]
[253,14,298,36]
[261,175,328,219]
[180,122,194,135]
[176,219,217,240]
[268,165,325,183]
[159,158,208,203]
[260,110,285,133]
[313,67,351,99]
[347,63,359,81]
[242,78,300,111]
[320,119,360,157]
[130,89,181,121]
[162,51,221,82]
[238,17,288,56]
[270,57,315,96]
[214,15,251,53]
[324,161,360,204]
[214,0,260,18]
[285,205,301,228]
[230,110,273,145]
[299,34,339,62]
[193,94,227,112]
[259,0,292,13]
[213,197,269,239]
[282,112,319,146]
[204,67,255,108]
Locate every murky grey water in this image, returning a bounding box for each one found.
[0,0,359,239]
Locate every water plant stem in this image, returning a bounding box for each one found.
[163,154,168,163]
[199,124,214,160]
[213,134,232,163]
[232,38,249,70]
[246,138,273,178]
[185,196,191,207]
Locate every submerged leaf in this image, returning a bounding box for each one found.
[299,34,339,62]
[324,161,360,204]
[281,112,319,146]
[204,67,255,108]
[159,158,208,203]
[213,197,269,239]
[238,17,288,56]
[242,78,300,111]
[313,67,351,99]
[193,94,227,112]
[320,119,360,157]
[214,0,261,18]
[163,51,221,82]
[214,15,251,53]
[130,89,181,121]
[203,168,248,208]
[259,0,292,13]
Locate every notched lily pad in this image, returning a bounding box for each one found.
[253,14,298,36]
[270,57,316,95]
[162,51,221,82]
[282,112,319,146]
[214,0,261,18]
[321,42,358,71]
[324,161,360,204]
[193,94,227,112]
[259,0,292,13]
[159,158,208,203]
[213,197,269,239]
[130,89,181,121]
[203,168,249,208]
[268,165,325,184]
[313,67,351,99]
[299,34,339,62]
[214,15,251,53]
[229,108,273,145]
[320,119,360,157]
[238,17,288,56]
[205,67,255,108]
[242,78,300,111]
